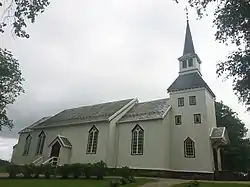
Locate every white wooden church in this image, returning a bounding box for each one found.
[11,20,229,174]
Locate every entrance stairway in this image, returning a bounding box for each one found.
[31,156,60,167]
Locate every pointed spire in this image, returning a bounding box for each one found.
[183,9,195,55]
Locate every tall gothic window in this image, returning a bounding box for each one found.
[36,131,46,155]
[184,137,195,158]
[23,134,32,155]
[86,126,99,154]
[131,125,144,155]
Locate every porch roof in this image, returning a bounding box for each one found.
[210,127,230,147]
[48,135,72,148]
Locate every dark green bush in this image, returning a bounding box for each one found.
[128,175,136,183]
[71,163,83,178]
[119,166,132,179]
[57,164,72,179]
[42,164,54,179]
[33,165,43,178]
[6,164,20,178]
[83,163,93,179]
[21,164,35,178]
[120,177,129,185]
[92,160,107,180]
[109,180,120,187]
[185,180,200,187]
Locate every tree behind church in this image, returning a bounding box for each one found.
[0,0,50,130]
[215,101,250,172]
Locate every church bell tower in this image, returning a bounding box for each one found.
[167,18,218,173]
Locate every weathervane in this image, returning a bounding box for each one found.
[184,6,189,22]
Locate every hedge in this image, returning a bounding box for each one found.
[5,161,135,184]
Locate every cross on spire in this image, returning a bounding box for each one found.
[185,6,189,22]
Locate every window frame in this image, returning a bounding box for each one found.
[178,97,184,107]
[184,137,195,158]
[188,58,193,67]
[36,131,46,155]
[86,125,99,154]
[175,115,182,125]
[23,134,32,156]
[194,113,201,124]
[189,96,196,106]
[131,125,144,155]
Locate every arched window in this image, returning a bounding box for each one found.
[131,125,144,155]
[86,126,99,154]
[184,137,195,158]
[36,131,46,155]
[23,134,32,155]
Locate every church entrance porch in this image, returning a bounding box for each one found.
[210,127,230,171]
[50,141,61,158]
[48,135,72,165]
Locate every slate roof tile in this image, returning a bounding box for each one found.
[118,98,170,123]
[167,72,215,97]
[34,99,134,128]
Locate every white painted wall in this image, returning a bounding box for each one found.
[12,122,109,165]
[116,118,170,170]
[169,88,215,173]
[11,132,39,164]
[106,99,137,167]
[179,57,201,75]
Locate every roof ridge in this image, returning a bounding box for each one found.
[138,98,169,104]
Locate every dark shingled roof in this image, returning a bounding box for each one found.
[48,135,72,148]
[210,127,224,138]
[34,99,135,128]
[19,116,51,133]
[60,136,72,147]
[183,20,195,55]
[167,72,215,97]
[118,98,170,123]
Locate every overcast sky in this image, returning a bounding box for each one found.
[0,0,249,160]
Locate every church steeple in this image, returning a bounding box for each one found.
[178,18,202,76]
[183,20,195,55]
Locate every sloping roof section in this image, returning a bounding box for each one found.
[19,116,51,134]
[118,98,170,123]
[167,72,215,97]
[34,99,135,128]
[48,135,72,148]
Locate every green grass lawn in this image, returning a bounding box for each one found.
[0,178,152,187]
[172,182,250,187]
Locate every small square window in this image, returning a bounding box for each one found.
[189,96,196,105]
[182,61,187,68]
[178,97,184,107]
[194,114,201,124]
[175,115,182,125]
[188,59,193,67]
